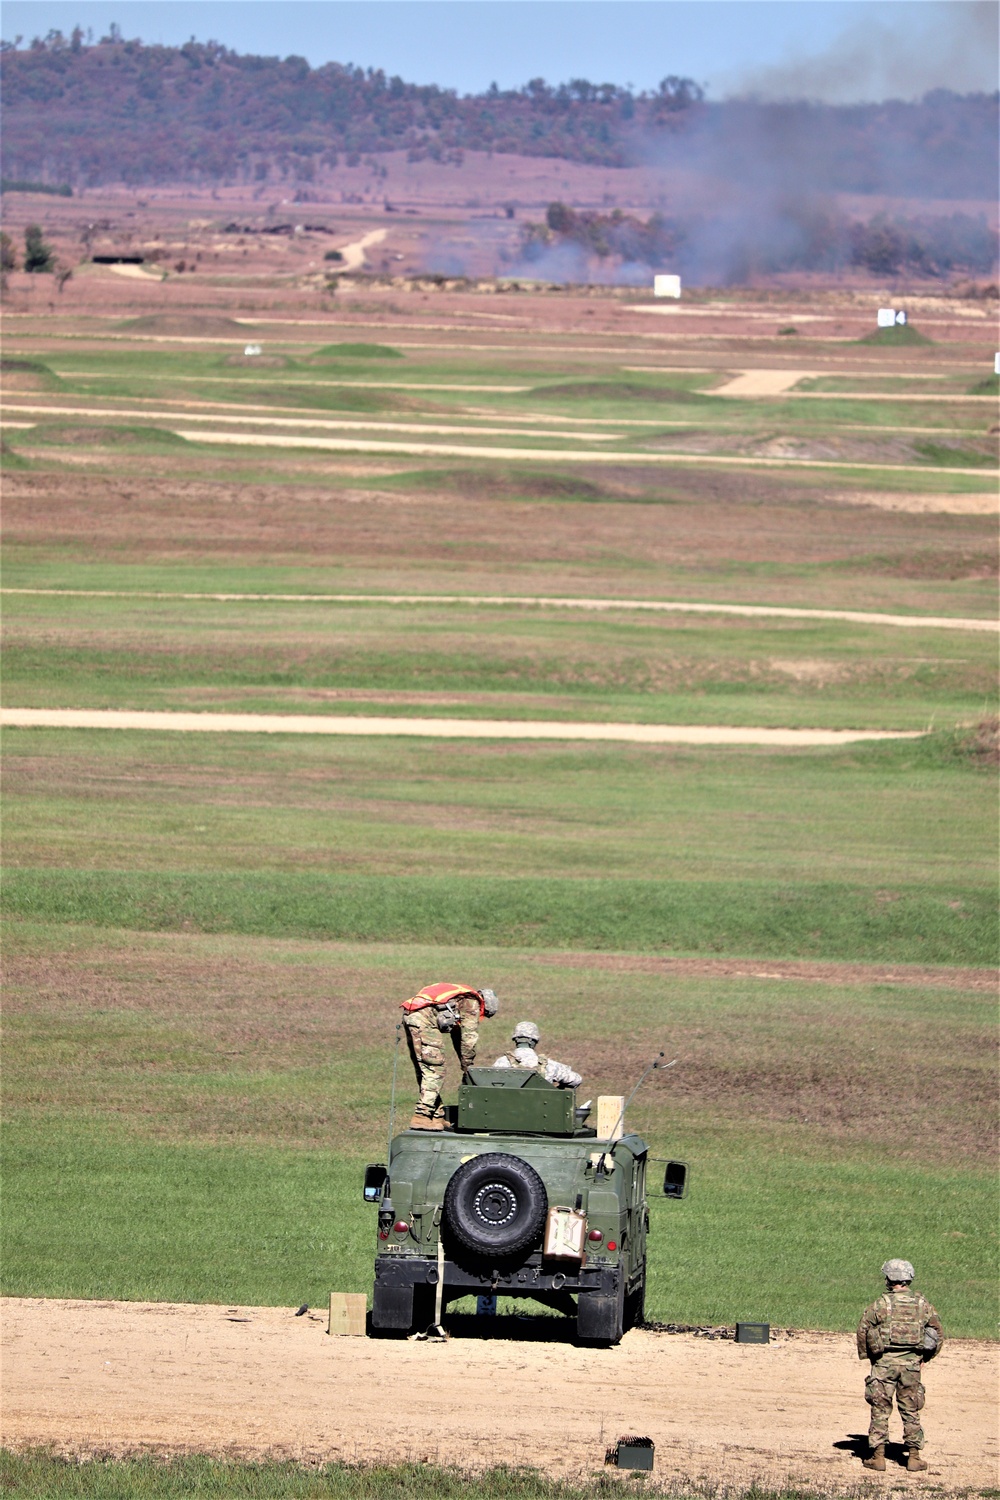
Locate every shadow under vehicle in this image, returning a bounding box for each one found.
[363,1067,687,1345]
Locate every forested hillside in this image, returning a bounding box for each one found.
[1,29,996,199]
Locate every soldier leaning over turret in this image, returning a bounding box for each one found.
[402,982,499,1131]
[493,1019,582,1088]
[857,1258,944,1473]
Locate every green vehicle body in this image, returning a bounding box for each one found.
[363,1066,686,1344]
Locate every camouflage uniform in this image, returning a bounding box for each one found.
[499,1048,551,1071]
[493,1046,582,1088]
[403,984,485,1122]
[452,992,481,1073]
[403,1006,449,1121]
[856,1288,944,1452]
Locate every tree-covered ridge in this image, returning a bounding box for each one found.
[0,32,689,181]
[0,30,997,198]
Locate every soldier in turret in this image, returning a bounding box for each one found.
[493,1020,582,1088]
[402,982,499,1131]
[857,1258,944,1472]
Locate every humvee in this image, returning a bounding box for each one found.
[363,1066,687,1345]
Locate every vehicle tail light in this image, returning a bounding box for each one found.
[588,1229,604,1242]
[393,1221,410,1234]
[607,1240,618,1251]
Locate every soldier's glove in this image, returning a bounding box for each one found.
[921,1328,940,1359]
[435,1002,460,1033]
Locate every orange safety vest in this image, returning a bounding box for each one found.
[402,982,484,1018]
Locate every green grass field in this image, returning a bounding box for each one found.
[3,726,997,961]
[2,920,995,1332]
[2,304,997,1351]
[2,1451,795,1500]
[2,592,997,726]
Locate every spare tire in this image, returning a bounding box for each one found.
[443,1152,548,1258]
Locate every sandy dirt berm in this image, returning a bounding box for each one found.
[2,1298,996,1492]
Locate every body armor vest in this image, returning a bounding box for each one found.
[884,1289,928,1350]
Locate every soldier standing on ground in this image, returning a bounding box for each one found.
[856,1258,944,1473]
[493,1020,583,1087]
[402,982,498,1131]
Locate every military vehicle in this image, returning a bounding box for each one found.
[363,1066,687,1344]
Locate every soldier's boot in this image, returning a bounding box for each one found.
[906,1452,928,1473]
[863,1446,886,1472]
[409,1113,444,1131]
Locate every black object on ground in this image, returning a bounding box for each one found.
[607,1435,655,1470]
[736,1321,770,1344]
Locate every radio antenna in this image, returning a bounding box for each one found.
[607,1052,677,1143]
[386,1021,403,1161]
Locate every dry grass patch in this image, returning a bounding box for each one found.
[117,314,257,336]
[5,473,995,592]
[3,929,995,1164]
[959,714,1000,765]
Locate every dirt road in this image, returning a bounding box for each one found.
[107,264,164,282]
[0,709,921,746]
[5,588,994,631]
[336,228,387,272]
[1,402,617,442]
[54,371,536,391]
[2,1299,994,1491]
[714,370,814,396]
[831,490,999,515]
[13,401,992,475]
[164,430,997,476]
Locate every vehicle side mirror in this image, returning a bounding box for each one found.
[662,1160,688,1199]
[364,1164,388,1203]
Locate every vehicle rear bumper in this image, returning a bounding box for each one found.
[374,1253,622,1296]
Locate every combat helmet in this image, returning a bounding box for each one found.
[881,1259,915,1283]
[480,988,499,1017]
[511,1019,540,1045]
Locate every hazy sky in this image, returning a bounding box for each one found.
[2,0,996,102]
